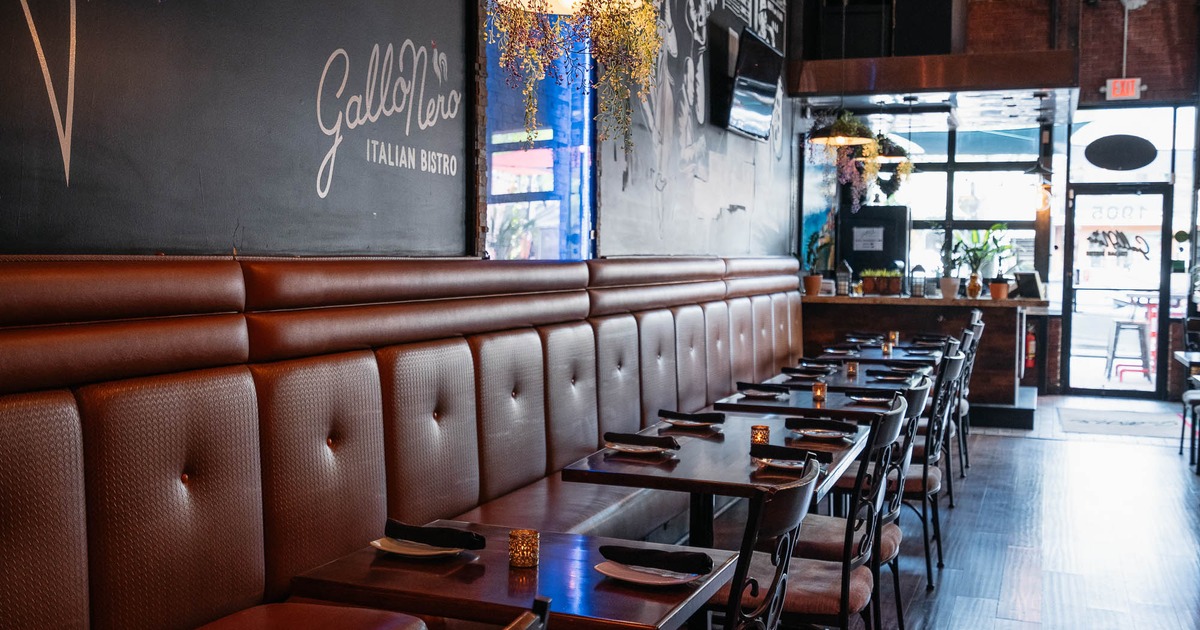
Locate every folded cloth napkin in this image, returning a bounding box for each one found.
[658,409,725,425]
[865,369,913,378]
[599,545,713,575]
[384,519,487,550]
[838,387,900,400]
[797,358,842,367]
[913,333,950,342]
[783,417,859,434]
[750,443,818,464]
[783,376,823,386]
[782,366,834,377]
[824,343,861,351]
[736,381,789,393]
[604,432,681,450]
[846,330,884,339]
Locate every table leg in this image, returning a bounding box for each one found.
[689,492,714,548]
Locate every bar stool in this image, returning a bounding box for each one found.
[1105,319,1151,381]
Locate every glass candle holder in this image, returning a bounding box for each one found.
[887,330,900,344]
[846,361,859,378]
[508,529,539,568]
[750,425,770,445]
[812,381,828,402]
[881,341,893,356]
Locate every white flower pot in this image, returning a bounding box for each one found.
[939,277,960,300]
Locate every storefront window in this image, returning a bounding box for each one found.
[953,171,1042,222]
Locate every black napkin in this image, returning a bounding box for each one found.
[865,369,913,378]
[913,333,950,342]
[599,545,713,575]
[824,343,861,351]
[783,376,823,386]
[797,358,842,367]
[658,409,725,425]
[736,381,789,393]
[782,366,834,377]
[603,432,680,450]
[750,443,818,464]
[384,519,486,550]
[846,330,884,339]
[783,417,859,434]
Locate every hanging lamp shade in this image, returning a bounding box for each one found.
[856,134,909,163]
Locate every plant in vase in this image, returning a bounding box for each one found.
[954,223,1011,299]
[802,231,832,296]
[988,275,1011,300]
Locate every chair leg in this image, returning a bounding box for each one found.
[890,557,906,630]
[942,453,955,509]
[858,606,874,630]
[918,493,933,591]
[956,413,968,477]
[1180,401,1187,456]
[931,493,945,569]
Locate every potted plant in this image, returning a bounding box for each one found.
[860,269,883,295]
[988,275,1010,300]
[802,232,831,296]
[954,223,1011,299]
[938,234,963,300]
[880,269,903,295]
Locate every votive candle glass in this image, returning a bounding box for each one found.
[750,425,770,445]
[508,529,539,568]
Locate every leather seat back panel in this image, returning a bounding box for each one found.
[702,301,733,403]
[377,339,481,525]
[78,367,264,630]
[636,310,678,427]
[0,391,89,629]
[725,275,800,298]
[470,330,548,502]
[0,260,244,327]
[592,315,642,436]
[539,323,600,472]
[750,295,775,382]
[728,298,755,385]
[723,257,800,278]
[771,293,792,373]
[672,305,707,413]
[246,293,588,362]
[589,281,727,317]
[788,291,803,363]
[251,352,386,601]
[587,258,725,287]
[0,315,249,396]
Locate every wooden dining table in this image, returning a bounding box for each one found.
[764,368,929,393]
[291,520,738,630]
[561,414,870,548]
[817,345,943,367]
[713,388,900,421]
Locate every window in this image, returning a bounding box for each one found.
[484,17,594,261]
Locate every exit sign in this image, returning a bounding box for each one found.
[1105,77,1143,100]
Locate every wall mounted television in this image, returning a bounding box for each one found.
[724,27,783,141]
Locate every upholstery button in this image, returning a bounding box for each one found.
[432,410,441,420]
[570,376,576,385]
[326,437,335,448]
[180,472,190,485]
[511,390,518,398]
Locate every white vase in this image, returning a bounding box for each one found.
[939,277,960,300]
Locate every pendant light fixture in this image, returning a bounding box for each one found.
[808,0,873,147]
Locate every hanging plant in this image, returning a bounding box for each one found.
[487,0,661,150]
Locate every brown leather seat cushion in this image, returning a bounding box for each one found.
[710,553,873,617]
[793,515,901,564]
[199,603,426,629]
[833,461,941,497]
[454,471,689,541]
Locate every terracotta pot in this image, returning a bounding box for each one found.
[939,277,960,300]
[861,277,878,294]
[966,273,984,299]
[803,274,824,296]
[989,281,1010,300]
[885,277,902,295]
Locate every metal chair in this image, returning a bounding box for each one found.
[503,596,551,630]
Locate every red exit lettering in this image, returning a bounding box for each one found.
[1106,78,1142,101]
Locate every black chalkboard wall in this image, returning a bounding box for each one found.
[0,0,468,255]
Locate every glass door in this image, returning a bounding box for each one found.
[1064,187,1173,395]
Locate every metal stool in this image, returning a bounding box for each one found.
[1105,319,1150,380]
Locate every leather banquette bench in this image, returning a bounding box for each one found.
[0,255,801,629]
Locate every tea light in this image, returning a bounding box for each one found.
[508,529,539,568]
[846,361,859,378]
[811,380,828,402]
[750,425,770,445]
[881,341,893,356]
[887,330,900,344]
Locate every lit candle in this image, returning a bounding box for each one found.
[881,341,893,356]
[846,361,859,378]
[812,380,828,402]
[887,330,900,344]
[508,529,539,568]
[750,425,770,445]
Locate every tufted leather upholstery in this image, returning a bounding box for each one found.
[0,256,801,629]
[470,330,548,502]
[0,391,89,629]
[771,293,792,374]
[636,310,679,427]
[251,352,387,601]
[539,323,601,471]
[377,339,481,527]
[673,305,708,412]
[78,367,264,630]
[592,315,643,436]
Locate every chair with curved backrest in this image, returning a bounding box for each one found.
[1180,318,1200,464]
[904,351,966,591]
[913,332,966,509]
[954,320,985,474]
[503,596,551,630]
[794,378,930,630]
[711,457,822,629]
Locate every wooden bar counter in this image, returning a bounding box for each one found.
[802,295,1048,413]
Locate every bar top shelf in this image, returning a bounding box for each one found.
[802,295,1049,308]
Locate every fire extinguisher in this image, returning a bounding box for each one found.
[1025,325,1036,369]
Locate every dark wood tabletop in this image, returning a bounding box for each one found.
[561,415,869,548]
[764,370,927,392]
[817,346,943,367]
[291,520,738,630]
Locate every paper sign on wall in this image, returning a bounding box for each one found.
[852,227,884,251]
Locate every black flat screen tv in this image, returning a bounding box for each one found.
[725,28,783,141]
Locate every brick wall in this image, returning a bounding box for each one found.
[967,0,1053,53]
[1079,0,1198,104]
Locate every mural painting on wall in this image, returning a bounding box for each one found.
[1,0,467,256]
[603,0,792,255]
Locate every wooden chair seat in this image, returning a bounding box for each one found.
[710,554,874,618]
[794,514,902,565]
